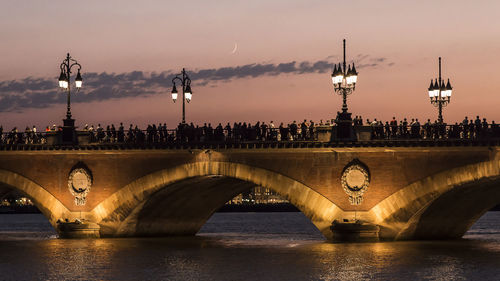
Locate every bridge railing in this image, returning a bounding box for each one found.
[87,127,309,144]
[1,124,500,146]
[361,123,500,141]
[0,131,47,145]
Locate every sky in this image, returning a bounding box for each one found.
[1,0,500,129]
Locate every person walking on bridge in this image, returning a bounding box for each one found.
[224,123,232,141]
[260,122,268,141]
[309,121,315,141]
[390,117,398,138]
[118,123,124,142]
[96,124,104,142]
[301,120,308,140]
[290,121,298,141]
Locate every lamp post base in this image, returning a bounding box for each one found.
[62,118,77,144]
[335,111,355,140]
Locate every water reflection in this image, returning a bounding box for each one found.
[0,212,498,280]
[307,239,500,280]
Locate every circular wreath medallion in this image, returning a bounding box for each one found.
[68,167,92,206]
[341,161,370,205]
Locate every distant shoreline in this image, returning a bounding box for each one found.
[0,205,40,214]
[0,204,302,214]
[1,203,499,214]
[217,203,300,212]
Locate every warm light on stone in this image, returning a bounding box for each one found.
[0,147,498,241]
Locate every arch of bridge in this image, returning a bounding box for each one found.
[368,158,500,239]
[0,169,71,229]
[90,161,344,239]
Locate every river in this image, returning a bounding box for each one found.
[0,212,499,280]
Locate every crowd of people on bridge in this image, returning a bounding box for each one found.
[0,126,44,145]
[353,116,500,140]
[84,120,318,143]
[1,116,500,145]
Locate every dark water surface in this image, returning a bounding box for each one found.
[0,212,499,280]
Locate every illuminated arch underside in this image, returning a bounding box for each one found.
[92,161,343,239]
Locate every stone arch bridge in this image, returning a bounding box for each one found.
[0,143,499,241]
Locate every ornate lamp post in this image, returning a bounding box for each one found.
[58,53,83,143]
[427,57,452,123]
[331,39,358,139]
[170,68,193,124]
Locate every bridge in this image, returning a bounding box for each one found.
[0,139,499,241]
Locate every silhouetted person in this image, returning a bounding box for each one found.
[309,121,315,141]
[261,122,268,141]
[301,120,308,140]
[224,123,232,140]
[390,117,397,138]
[482,118,489,137]
[117,123,124,142]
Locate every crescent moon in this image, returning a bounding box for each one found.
[231,43,238,54]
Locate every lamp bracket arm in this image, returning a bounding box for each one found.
[69,62,82,73]
[172,76,182,84]
[60,62,68,72]
[69,62,82,71]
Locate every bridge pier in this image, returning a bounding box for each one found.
[330,220,380,242]
[57,220,100,238]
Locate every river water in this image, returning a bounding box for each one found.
[0,212,499,280]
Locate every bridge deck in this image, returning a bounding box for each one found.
[1,139,499,150]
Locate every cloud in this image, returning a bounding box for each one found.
[0,56,394,112]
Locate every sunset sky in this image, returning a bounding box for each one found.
[1,0,499,129]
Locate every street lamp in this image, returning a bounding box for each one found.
[331,39,358,140]
[170,68,193,124]
[332,39,358,113]
[58,53,83,143]
[427,57,452,123]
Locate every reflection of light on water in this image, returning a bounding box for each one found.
[0,212,499,280]
[0,231,57,240]
[416,255,465,281]
[40,239,116,280]
[198,232,321,248]
[312,243,379,281]
[306,241,475,281]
